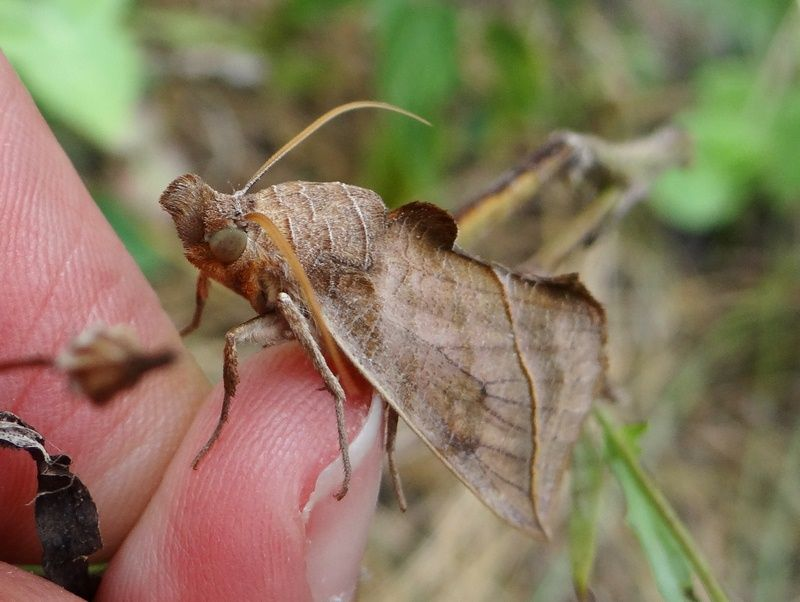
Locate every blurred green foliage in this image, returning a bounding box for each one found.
[569,433,604,600]
[365,1,458,201]
[650,1,800,230]
[653,59,800,230]
[137,7,255,50]
[0,0,144,149]
[603,422,697,602]
[4,0,797,232]
[484,19,544,128]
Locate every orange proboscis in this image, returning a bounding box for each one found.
[244,211,359,395]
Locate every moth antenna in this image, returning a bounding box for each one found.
[235,101,430,197]
[244,211,358,392]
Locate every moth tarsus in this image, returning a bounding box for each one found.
[276,291,352,499]
[191,389,230,470]
[191,311,291,469]
[385,404,407,512]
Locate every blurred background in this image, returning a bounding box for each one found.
[2,0,799,600]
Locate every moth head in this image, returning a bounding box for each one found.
[160,174,252,265]
[159,174,213,247]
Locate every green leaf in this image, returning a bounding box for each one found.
[363,0,459,203]
[569,431,605,600]
[484,19,541,123]
[651,159,747,231]
[0,0,144,149]
[374,1,458,113]
[763,86,800,206]
[603,422,698,602]
[650,61,766,231]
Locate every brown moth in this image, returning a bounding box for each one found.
[160,102,607,537]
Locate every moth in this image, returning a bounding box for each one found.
[160,102,607,537]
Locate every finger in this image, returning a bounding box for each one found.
[0,54,209,561]
[0,563,84,601]
[96,343,383,601]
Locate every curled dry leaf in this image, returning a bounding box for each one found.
[0,411,102,599]
[456,126,690,272]
[54,323,174,403]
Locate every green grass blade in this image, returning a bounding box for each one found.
[595,407,729,602]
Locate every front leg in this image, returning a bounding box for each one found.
[192,312,289,469]
[277,292,351,500]
[181,273,209,336]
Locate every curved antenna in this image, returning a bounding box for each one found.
[234,101,430,198]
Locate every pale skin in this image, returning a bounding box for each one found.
[0,55,382,600]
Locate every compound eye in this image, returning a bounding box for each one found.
[208,227,247,264]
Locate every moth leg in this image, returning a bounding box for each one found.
[385,403,408,511]
[277,292,351,501]
[192,312,287,469]
[180,273,209,336]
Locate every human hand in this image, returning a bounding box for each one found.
[0,54,383,601]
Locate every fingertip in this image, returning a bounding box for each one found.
[0,563,84,601]
[0,54,209,561]
[97,344,383,601]
[303,392,384,601]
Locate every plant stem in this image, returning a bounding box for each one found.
[593,406,730,602]
[0,356,52,372]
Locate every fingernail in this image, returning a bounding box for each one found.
[302,394,383,602]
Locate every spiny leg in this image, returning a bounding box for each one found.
[192,312,287,469]
[180,273,209,336]
[385,403,407,511]
[277,292,351,500]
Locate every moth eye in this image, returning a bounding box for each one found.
[208,227,247,264]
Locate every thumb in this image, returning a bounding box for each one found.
[96,343,383,601]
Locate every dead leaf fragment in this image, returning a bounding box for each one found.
[0,411,102,598]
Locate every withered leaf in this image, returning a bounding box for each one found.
[0,411,101,599]
[456,127,690,271]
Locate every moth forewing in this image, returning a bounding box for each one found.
[309,201,607,537]
[493,268,607,535]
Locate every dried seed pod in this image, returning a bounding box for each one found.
[54,324,174,403]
